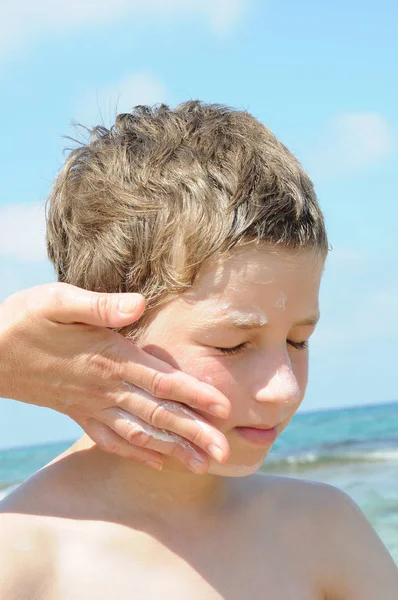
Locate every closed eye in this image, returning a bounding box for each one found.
[215,343,248,356]
[216,340,308,355]
[287,340,308,350]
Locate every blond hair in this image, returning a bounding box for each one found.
[46,101,328,336]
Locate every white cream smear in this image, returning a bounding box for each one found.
[226,309,268,327]
[120,384,271,478]
[274,292,287,309]
[160,401,215,435]
[207,301,269,329]
[122,382,214,435]
[114,404,203,460]
[202,375,215,386]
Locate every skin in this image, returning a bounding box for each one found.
[1,246,397,600]
[0,283,233,473]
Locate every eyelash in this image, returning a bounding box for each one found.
[216,340,308,355]
[288,340,308,351]
[216,343,248,356]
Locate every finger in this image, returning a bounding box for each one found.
[100,409,210,475]
[34,283,146,328]
[83,418,164,471]
[119,347,231,419]
[114,388,230,463]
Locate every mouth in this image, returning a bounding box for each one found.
[234,424,279,446]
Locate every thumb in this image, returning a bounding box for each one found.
[38,283,146,328]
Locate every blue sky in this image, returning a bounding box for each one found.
[0,0,397,449]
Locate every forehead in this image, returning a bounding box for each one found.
[144,245,323,336]
[183,245,323,304]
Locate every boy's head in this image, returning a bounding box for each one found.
[46,101,328,339]
[46,101,327,476]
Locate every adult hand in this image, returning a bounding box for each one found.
[0,283,231,473]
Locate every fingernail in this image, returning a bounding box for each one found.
[209,404,229,419]
[144,460,163,471]
[188,458,206,474]
[207,444,224,463]
[118,296,138,315]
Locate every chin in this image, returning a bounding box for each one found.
[207,456,267,478]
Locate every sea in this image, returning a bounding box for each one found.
[1,400,397,563]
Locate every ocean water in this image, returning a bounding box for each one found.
[1,401,397,563]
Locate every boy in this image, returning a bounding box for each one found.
[1,101,397,599]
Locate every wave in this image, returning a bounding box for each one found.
[0,484,18,501]
[264,446,398,472]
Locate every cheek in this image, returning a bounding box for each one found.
[174,354,245,421]
[178,355,237,394]
[279,354,309,434]
[290,352,309,395]
[140,337,242,410]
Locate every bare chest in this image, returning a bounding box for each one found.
[45,521,323,600]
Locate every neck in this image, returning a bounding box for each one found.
[66,435,228,523]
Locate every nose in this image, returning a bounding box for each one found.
[252,355,301,407]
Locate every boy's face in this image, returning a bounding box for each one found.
[141,245,323,476]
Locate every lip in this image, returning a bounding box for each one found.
[235,425,279,446]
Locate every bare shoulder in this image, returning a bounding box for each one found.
[253,474,398,600]
[306,480,398,600]
[245,472,357,533]
[245,471,353,513]
[0,509,56,600]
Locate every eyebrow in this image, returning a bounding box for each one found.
[204,312,320,331]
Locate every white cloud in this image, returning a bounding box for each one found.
[0,202,47,262]
[0,0,246,55]
[199,0,246,35]
[75,73,168,128]
[307,113,396,181]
